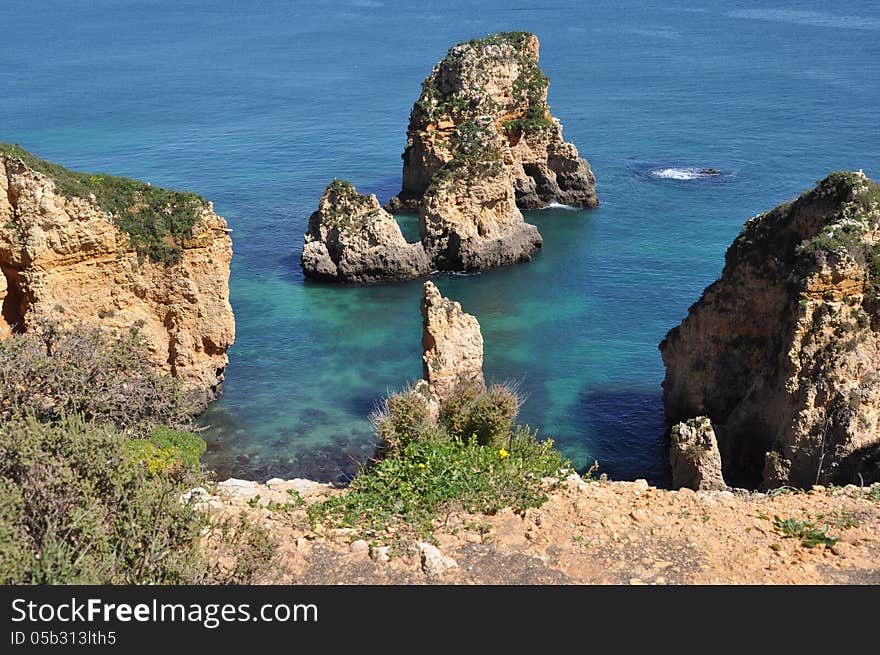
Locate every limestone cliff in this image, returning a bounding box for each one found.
[0,144,235,405]
[388,32,597,214]
[421,280,485,403]
[301,180,429,282]
[660,171,880,488]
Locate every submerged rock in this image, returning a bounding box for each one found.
[301,179,430,283]
[669,417,726,491]
[421,280,485,403]
[660,171,880,488]
[389,31,597,214]
[0,143,234,405]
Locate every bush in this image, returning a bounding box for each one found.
[314,380,567,541]
[371,385,439,456]
[440,382,521,447]
[122,426,207,476]
[309,432,567,540]
[0,414,275,584]
[0,320,195,436]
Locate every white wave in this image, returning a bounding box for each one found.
[545,201,578,210]
[651,167,702,181]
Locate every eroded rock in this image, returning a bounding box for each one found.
[419,119,543,271]
[0,145,235,405]
[670,417,726,491]
[389,31,597,213]
[421,280,485,403]
[301,179,429,282]
[661,171,880,488]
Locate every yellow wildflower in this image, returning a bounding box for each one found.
[418,463,426,469]
[498,448,509,460]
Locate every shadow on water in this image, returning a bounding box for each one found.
[574,387,671,487]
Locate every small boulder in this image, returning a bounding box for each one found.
[417,542,458,577]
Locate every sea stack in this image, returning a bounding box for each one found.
[302,32,598,281]
[421,280,485,403]
[660,171,880,489]
[301,179,429,283]
[388,31,598,214]
[0,143,235,406]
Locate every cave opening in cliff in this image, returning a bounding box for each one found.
[0,265,26,334]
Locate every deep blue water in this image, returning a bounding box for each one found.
[3,1,878,485]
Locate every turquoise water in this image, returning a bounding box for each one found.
[2,1,878,484]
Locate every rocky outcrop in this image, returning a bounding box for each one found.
[421,280,485,403]
[661,171,880,489]
[301,180,429,282]
[0,144,235,405]
[419,119,542,270]
[302,33,596,280]
[669,417,726,491]
[388,32,597,214]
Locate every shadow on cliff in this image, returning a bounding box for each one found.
[835,442,880,486]
[573,387,671,488]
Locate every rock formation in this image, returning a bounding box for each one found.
[669,417,726,491]
[421,280,485,403]
[388,31,597,214]
[302,32,597,280]
[0,143,235,406]
[301,179,430,282]
[661,171,880,488]
[419,118,542,270]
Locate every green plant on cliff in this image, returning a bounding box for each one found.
[0,414,275,584]
[311,381,568,540]
[309,429,566,540]
[0,319,195,436]
[0,142,206,265]
[426,120,506,192]
[773,515,839,548]
[0,319,276,584]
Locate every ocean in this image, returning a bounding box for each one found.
[2,0,878,484]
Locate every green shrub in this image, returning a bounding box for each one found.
[773,516,839,548]
[309,432,568,540]
[122,426,206,476]
[439,382,521,447]
[0,142,206,265]
[371,385,439,456]
[0,320,195,436]
[0,414,274,584]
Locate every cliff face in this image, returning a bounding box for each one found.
[660,172,880,488]
[301,180,429,282]
[0,145,235,406]
[389,32,597,214]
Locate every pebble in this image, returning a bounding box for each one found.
[350,539,369,555]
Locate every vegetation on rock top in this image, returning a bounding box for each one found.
[308,380,571,542]
[726,171,880,297]
[413,31,552,134]
[0,142,207,265]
